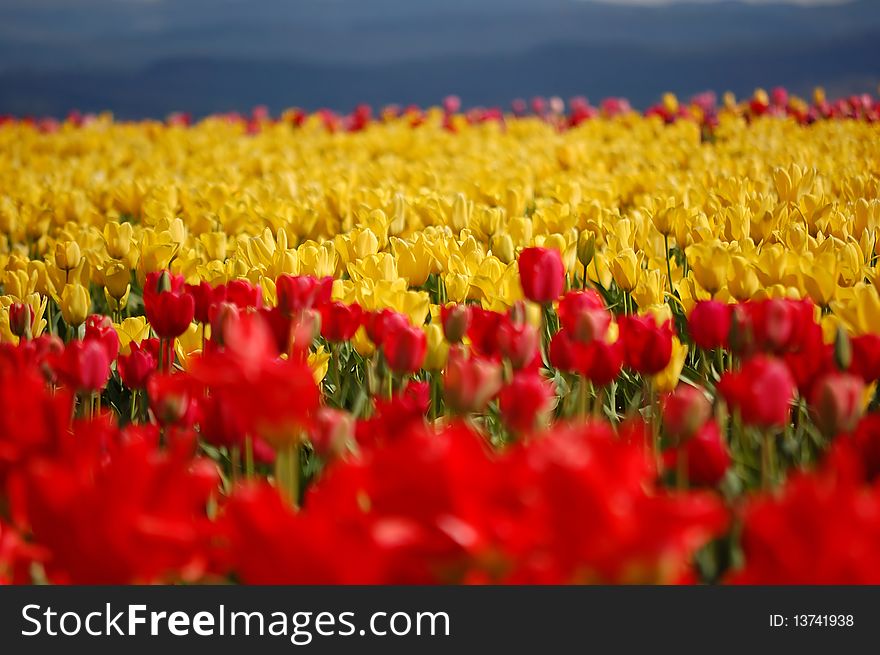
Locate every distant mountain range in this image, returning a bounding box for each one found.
[0,0,877,117]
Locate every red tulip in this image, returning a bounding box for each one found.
[147,291,195,339]
[549,328,579,372]
[208,302,240,347]
[8,303,33,339]
[518,247,565,304]
[497,320,540,369]
[579,338,624,386]
[733,298,815,355]
[320,301,363,342]
[49,339,111,393]
[809,371,865,437]
[148,373,199,427]
[144,271,195,339]
[84,314,119,363]
[20,432,219,584]
[200,393,248,449]
[118,342,156,390]
[381,321,426,374]
[618,314,674,375]
[688,300,730,350]
[365,309,408,346]
[0,353,73,487]
[467,308,506,359]
[310,407,355,459]
[275,275,332,315]
[185,281,214,324]
[850,334,880,382]
[558,290,609,343]
[260,306,292,355]
[443,348,502,414]
[223,279,263,311]
[729,466,880,584]
[499,371,555,434]
[718,356,796,428]
[664,421,730,486]
[441,304,471,343]
[663,385,712,444]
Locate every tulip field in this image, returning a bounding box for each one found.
[1,89,880,584]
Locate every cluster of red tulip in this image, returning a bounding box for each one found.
[2,248,880,585]
[2,88,877,134]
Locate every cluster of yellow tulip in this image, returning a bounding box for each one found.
[1,109,879,368]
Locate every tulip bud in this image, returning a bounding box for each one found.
[422,323,449,371]
[209,301,240,347]
[290,308,321,353]
[499,371,555,434]
[558,290,607,342]
[498,321,540,369]
[577,231,596,268]
[319,301,363,342]
[310,407,356,459]
[662,385,712,444]
[728,304,755,356]
[441,304,471,344]
[493,232,516,264]
[101,261,131,300]
[443,348,502,414]
[688,300,731,351]
[118,343,156,390]
[665,421,731,486]
[103,222,134,260]
[8,302,33,339]
[55,240,81,271]
[810,372,865,437]
[60,283,91,328]
[518,246,565,304]
[148,374,191,426]
[508,300,527,327]
[834,325,852,371]
[382,322,427,374]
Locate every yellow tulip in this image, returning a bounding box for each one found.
[831,285,880,336]
[492,232,516,265]
[115,316,150,355]
[174,322,204,369]
[103,222,134,259]
[654,337,688,393]
[727,256,760,302]
[610,248,640,292]
[55,240,82,271]
[60,283,90,327]
[632,269,665,309]
[391,236,434,287]
[101,261,131,300]
[422,323,449,371]
[308,345,331,384]
[800,253,839,307]
[687,241,729,296]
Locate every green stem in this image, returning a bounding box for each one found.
[664,234,674,296]
[275,440,301,508]
[593,384,605,419]
[244,434,255,480]
[230,445,241,486]
[579,378,591,416]
[676,447,688,491]
[761,431,776,491]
